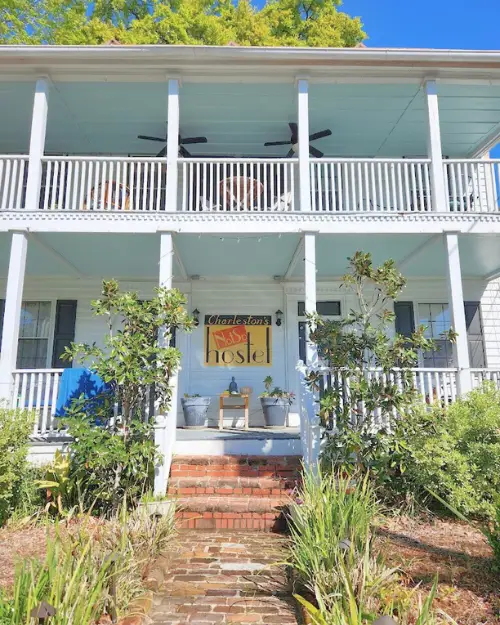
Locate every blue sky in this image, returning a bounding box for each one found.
[341,0,499,50]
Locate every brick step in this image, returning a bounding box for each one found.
[175,495,291,531]
[167,474,298,497]
[171,455,301,481]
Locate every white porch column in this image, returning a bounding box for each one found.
[297,78,311,212]
[444,233,471,395]
[0,232,28,403]
[425,80,447,213]
[166,78,180,212]
[25,77,49,211]
[303,232,320,472]
[154,231,177,495]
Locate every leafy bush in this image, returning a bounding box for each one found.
[0,406,32,525]
[386,383,500,519]
[59,280,193,513]
[62,397,159,514]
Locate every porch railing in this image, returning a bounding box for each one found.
[179,158,297,212]
[11,369,64,437]
[310,159,432,212]
[40,156,166,211]
[470,368,500,389]
[0,156,28,210]
[444,160,500,212]
[2,155,500,214]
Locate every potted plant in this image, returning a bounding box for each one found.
[259,376,294,428]
[181,393,211,428]
[138,492,175,520]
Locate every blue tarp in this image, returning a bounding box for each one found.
[55,368,109,417]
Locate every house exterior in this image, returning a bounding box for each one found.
[1,45,500,492]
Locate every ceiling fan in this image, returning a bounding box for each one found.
[137,127,208,157]
[264,122,332,158]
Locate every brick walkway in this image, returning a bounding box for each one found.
[150,531,300,624]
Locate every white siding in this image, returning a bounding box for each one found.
[2,275,500,427]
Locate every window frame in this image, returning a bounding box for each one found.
[15,299,57,370]
[412,300,486,368]
[297,300,343,364]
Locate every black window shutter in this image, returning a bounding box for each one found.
[394,302,415,337]
[52,300,77,368]
[0,299,5,350]
[464,301,486,368]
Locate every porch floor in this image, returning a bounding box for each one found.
[176,427,300,441]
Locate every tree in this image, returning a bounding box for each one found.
[304,252,456,471]
[0,0,366,47]
[59,279,193,511]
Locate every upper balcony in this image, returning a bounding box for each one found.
[2,47,500,226]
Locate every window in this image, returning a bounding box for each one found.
[298,300,341,363]
[419,303,454,368]
[17,302,52,369]
[395,301,486,369]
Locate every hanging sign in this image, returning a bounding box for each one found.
[204,314,272,367]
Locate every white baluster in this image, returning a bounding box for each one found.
[50,372,60,432]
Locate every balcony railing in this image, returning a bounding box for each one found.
[40,156,166,211]
[1,155,500,214]
[179,158,297,212]
[310,159,432,212]
[0,156,27,210]
[444,160,500,212]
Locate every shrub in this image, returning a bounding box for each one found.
[62,399,159,514]
[390,383,500,519]
[0,406,32,525]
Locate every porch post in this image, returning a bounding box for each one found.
[166,78,180,211]
[25,77,50,211]
[0,232,28,403]
[444,233,471,395]
[154,231,177,495]
[424,80,447,212]
[297,78,311,212]
[303,232,320,472]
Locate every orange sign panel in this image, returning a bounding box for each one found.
[204,315,272,367]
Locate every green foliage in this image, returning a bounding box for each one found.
[0,525,115,625]
[36,450,71,516]
[59,279,192,513]
[259,375,294,401]
[305,252,454,478]
[0,507,175,624]
[288,470,451,623]
[389,383,500,520]
[64,279,193,424]
[0,0,366,47]
[288,470,384,609]
[0,406,32,526]
[62,398,159,513]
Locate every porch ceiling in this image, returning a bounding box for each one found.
[1,232,498,283]
[1,80,500,157]
[288,233,500,280]
[0,233,184,279]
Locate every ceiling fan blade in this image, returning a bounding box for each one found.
[156,146,167,158]
[179,145,191,157]
[286,149,295,158]
[264,140,292,147]
[309,145,324,158]
[309,129,332,142]
[138,135,166,142]
[181,136,208,145]
[289,122,298,143]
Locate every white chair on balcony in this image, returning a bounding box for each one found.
[270,191,293,211]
